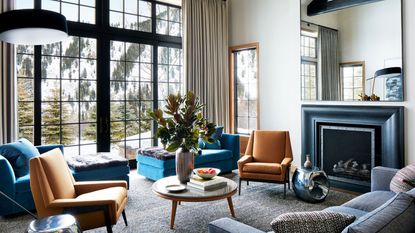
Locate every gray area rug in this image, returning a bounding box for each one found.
[0,171,355,233]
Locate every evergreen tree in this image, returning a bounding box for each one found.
[82,104,97,141]
[42,85,76,145]
[17,80,34,141]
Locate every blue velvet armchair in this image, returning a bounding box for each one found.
[0,144,63,216]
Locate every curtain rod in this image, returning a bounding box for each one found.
[301,20,338,31]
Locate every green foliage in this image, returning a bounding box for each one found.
[149,91,216,152]
[42,85,75,145]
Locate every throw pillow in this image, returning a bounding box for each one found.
[199,126,224,149]
[270,211,355,233]
[0,138,40,177]
[390,163,415,193]
[344,192,415,233]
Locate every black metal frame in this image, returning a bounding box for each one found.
[18,0,182,158]
[238,166,291,199]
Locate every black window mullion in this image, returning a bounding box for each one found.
[96,37,111,152]
[33,45,42,146]
[152,44,159,146]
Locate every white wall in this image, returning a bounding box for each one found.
[228,0,415,166]
[337,0,402,96]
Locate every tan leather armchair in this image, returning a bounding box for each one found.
[238,130,293,198]
[30,149,128,233]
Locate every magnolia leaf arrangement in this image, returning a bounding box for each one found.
[148,91,216,153]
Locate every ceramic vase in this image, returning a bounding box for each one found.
[176,148,194,183]
[304,154,312,169]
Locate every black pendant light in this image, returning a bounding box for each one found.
[0,9,68,45]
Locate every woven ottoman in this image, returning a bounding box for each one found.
[65,152,130,188]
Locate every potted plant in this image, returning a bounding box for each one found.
[148,91,216,183]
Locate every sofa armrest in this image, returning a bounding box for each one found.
[371,166,399,192]
[0,155,16,198]
[220,134,240,170]
[208,218,266,233]
[36,144,64,155]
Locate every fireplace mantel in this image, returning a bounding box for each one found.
[301,105,404,192]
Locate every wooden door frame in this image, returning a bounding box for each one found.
[228,43,260,135]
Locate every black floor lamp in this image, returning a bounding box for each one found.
[0,191,37,219]
[0,7,68,219]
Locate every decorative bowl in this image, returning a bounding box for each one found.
[193,167,221,179]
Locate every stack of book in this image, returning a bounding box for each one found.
[187,176,227,191]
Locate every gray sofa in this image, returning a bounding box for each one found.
[208,166,413,233]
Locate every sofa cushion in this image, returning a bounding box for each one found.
[324,206,368,219]
[208,217,267,233]
[195,149,232,165]
[343,192,415,233]
[200,126,224,149]
[342,190,395,212]
[243,162,281,175]
[390,163,415,193]
[271,211,355,233]
[0,138,40,177]
[15,174,31,193]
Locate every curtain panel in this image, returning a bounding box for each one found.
[183,0,229,131]
[0,0,17,144]
[319,27,340,101]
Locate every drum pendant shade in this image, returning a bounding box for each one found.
[0,9,68,45]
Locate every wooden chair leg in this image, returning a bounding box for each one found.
[238,178,242,195]
[122,210,128,226]
[247,180,249,186]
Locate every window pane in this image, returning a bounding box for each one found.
[62,3,79,22]
[341,63,365,101]
[38,37,97,154]
[156,4,182,36]
[110,41,158,157]
[80,6,95,24]
[110,0,123,11]
[234,48,258,133]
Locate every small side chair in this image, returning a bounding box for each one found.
[30,148,128,233]
[237,130,293,198]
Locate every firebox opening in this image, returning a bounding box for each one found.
[317,123,382,187]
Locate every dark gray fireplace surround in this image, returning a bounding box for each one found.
[301,105,404,192]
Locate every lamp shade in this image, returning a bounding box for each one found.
[374,67,402,79]
[0,9,68,45]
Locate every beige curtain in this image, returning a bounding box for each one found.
[183,0,229,131]
[0,0,17,144]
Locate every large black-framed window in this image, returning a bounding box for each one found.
[15,0,183,159]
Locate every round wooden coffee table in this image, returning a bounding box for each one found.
[152,176,237,229]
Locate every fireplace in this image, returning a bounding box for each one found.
[302,105,404,192]
[319,124,381,188]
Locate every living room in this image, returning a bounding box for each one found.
[0,0,414,232]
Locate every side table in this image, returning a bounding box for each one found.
[27,214,81,233]
[292,167,330,203]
